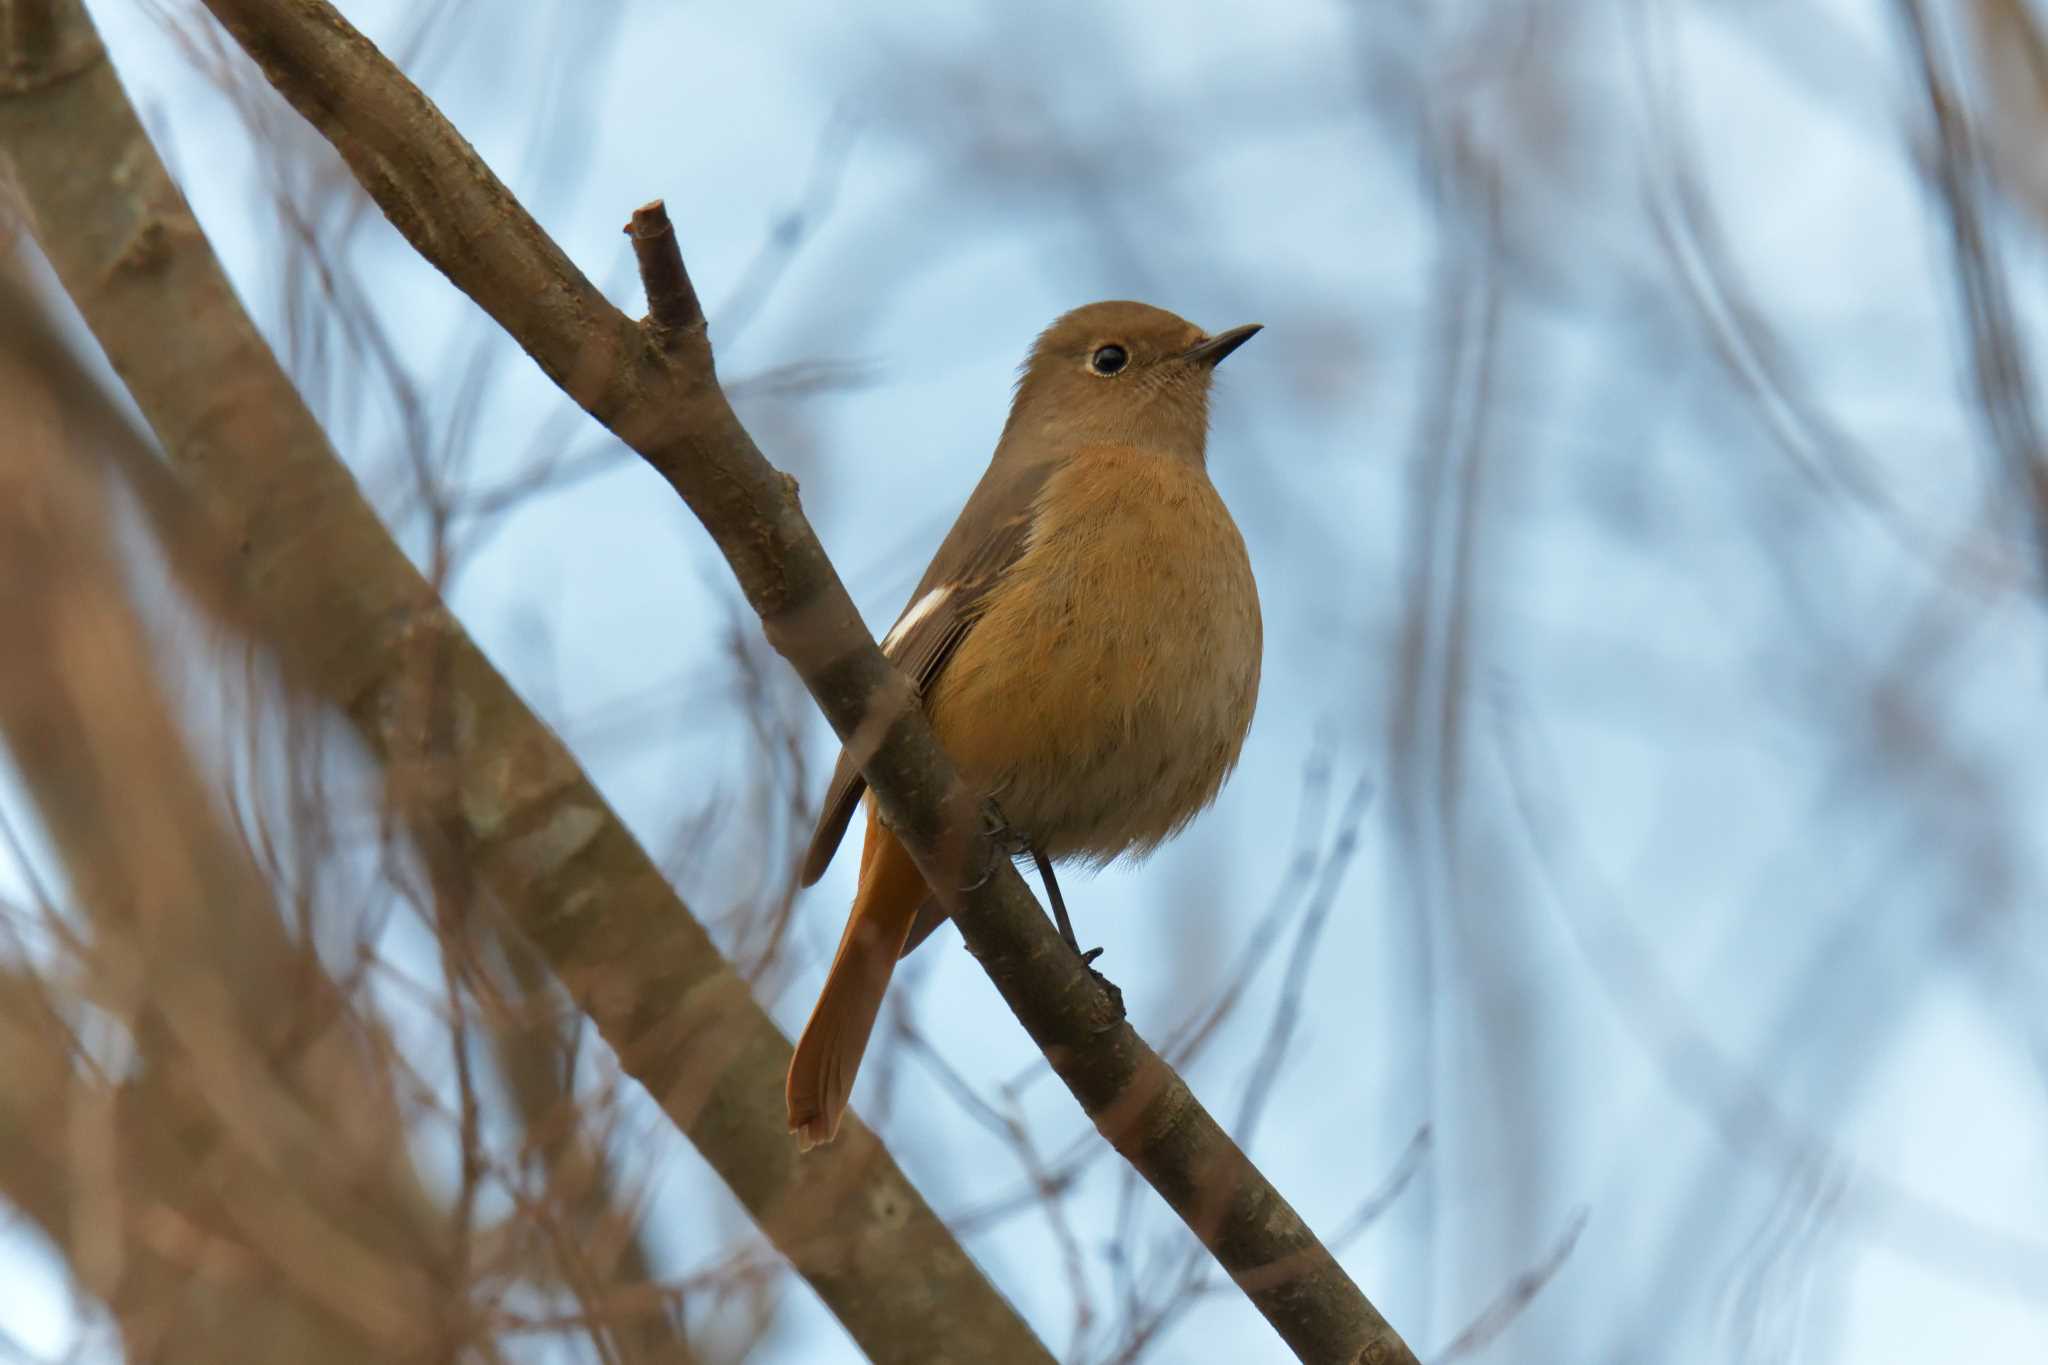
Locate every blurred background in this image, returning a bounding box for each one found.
[5,0,2048,1359]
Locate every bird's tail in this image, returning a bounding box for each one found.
[786,803,927,1149]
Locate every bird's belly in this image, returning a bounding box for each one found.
[927,452,1261,865]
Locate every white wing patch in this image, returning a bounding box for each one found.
[882,584,952,656]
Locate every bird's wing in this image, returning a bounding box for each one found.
[798,454,1052,886]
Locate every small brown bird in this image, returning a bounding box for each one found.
[787,300,1264,1148]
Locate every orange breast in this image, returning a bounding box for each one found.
[927,445,1261,865]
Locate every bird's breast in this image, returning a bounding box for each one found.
[927,446,1262,863]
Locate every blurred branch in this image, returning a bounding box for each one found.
[1956,0,2048,235]
[1234,778,1375,1153]
[711,109,858,344]
[1492,685,2048,1300]
[1632,0,2023,595]
[1894,0,2048,591]
[0,3,1046,1361]
[477,931,700,1365]
[0,53,696,1365]
[1427,1210,1586,1365]
[181,0,1417,1359]
[0,267,450,1362]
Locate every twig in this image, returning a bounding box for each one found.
[624,200,703,339]
[1330,1125,1431,1254]
[1234,776,1375,1152]
[1428,1209,1586,1364]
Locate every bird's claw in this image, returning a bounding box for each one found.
[979,797,1031,855]
[963,798,1020,893]
[1088,961,1126,1024]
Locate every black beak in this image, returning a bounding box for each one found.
[1184,323,1262,368]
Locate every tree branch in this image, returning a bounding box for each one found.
[1895,0,2048,589]
[168,1,1417,1358]
[0,3,1049,1362]
[625,200,704,339]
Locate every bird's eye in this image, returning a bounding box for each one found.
[1090,344,1128,376]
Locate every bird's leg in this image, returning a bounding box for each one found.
[1032,849,1123,1019]
[972,805,1122,1013]
[1030,848,1087,959]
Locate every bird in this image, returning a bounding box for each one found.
[786,300,1263,1149]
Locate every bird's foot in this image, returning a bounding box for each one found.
[961,798,1028,892]
[979,797,1031,856]
[1084,953,1125,1024]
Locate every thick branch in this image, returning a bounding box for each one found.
[176,0,1418,1359]
[0,4,1047,1362]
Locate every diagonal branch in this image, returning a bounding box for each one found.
[0,3,1048,1362]
[1894,0,2048,589]
[174,0,1418,1358]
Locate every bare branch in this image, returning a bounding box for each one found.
[1429,1210,1586,1364]
[624,200,704,340]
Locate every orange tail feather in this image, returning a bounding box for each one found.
[786,805,928,1149]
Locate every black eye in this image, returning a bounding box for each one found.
[1090,344,1128,375]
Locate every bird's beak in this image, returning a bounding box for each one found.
[1183,323,1263,368]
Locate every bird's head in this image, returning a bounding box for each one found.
[1003,300,1260,462]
